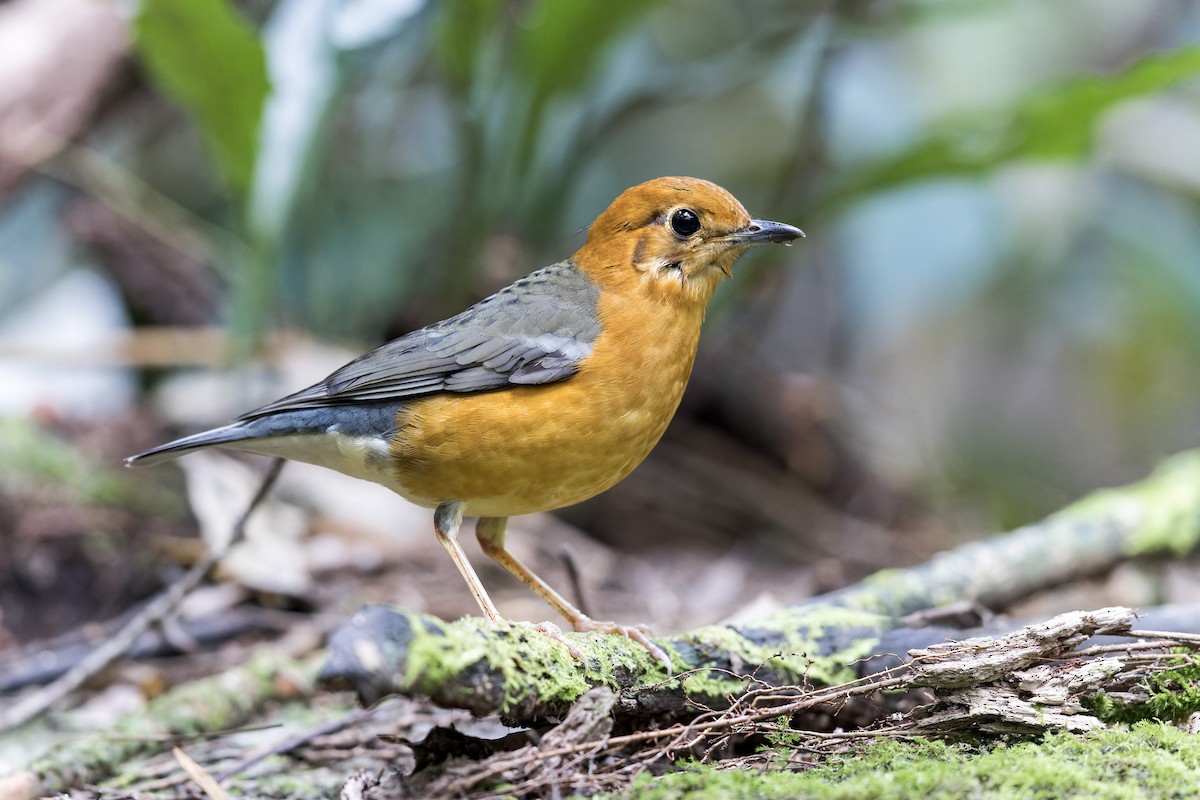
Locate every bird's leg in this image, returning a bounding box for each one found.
[475,517,586,622]
[433,502,501,622]
[434,507,590,661]
[475,517,671,669]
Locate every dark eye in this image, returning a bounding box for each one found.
[670,208,700,237]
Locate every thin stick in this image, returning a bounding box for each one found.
[172,747,232,800]
[1128,630,1200,646]
[0,458,285,732]
[557,548,590,618]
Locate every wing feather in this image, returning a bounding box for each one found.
[240,260,600,420]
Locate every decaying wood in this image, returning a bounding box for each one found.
[320,450,1200,720]
[904,607,1138,734]
[905,606,1136,688]
[17,606,1197,800]
[12,446,1200,797]
[318,601,881,720]
[346,608,1200,798]
[910,660,1120,734]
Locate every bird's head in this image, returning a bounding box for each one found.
[580,176,803,305]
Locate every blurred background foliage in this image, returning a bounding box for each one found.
[5,0,1200,538]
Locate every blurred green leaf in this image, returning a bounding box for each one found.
[836,46,1200,203]
[0,419,129,508]
[505,0,658,192]
[134,0,270,200]
[1093,247,1200,432]
[434,0,505,85]
[515,0,653,99]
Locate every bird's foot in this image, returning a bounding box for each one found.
[526,620,587,661]
[571,617,673,674]
[516,619,673,673]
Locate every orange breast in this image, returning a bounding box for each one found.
[387,276,707,517]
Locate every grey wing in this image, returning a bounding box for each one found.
[240,260,600,419]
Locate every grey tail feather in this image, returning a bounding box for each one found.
[125,423,256,468]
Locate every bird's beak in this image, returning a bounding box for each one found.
[715,219,805,247]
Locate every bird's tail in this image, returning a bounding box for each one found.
[125,422,257,468]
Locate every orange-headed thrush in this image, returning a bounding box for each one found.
[127,177,804,664]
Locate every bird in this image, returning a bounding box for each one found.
[127,177,803,666]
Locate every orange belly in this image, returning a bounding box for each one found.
[388,282,706,517]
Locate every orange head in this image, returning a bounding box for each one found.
[578,176,803,305]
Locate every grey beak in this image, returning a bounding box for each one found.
[725,218,805,245]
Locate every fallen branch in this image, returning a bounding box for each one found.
[319,601,892,720]
[320,450,1200,719]
[816,450,1200,617]
[361,607,1200,799]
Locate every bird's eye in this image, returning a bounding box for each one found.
[670,208,701,237]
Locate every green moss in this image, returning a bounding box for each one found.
[488,624,593,710]
[680,606,885,698]
[1055,449,1200,556]
[397,606,889,715]
[403,615,488,687]
[403,616,592,713]
[1088,659,1200,725]
[612,722,1200,800]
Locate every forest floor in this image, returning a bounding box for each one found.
[3,407,1200,799]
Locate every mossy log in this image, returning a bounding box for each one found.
[320,450,1200,721]
[819,449,1200,617]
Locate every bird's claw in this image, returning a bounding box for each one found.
[526,620,587,661]
[520,618,673,673]
[571,618,673,674]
